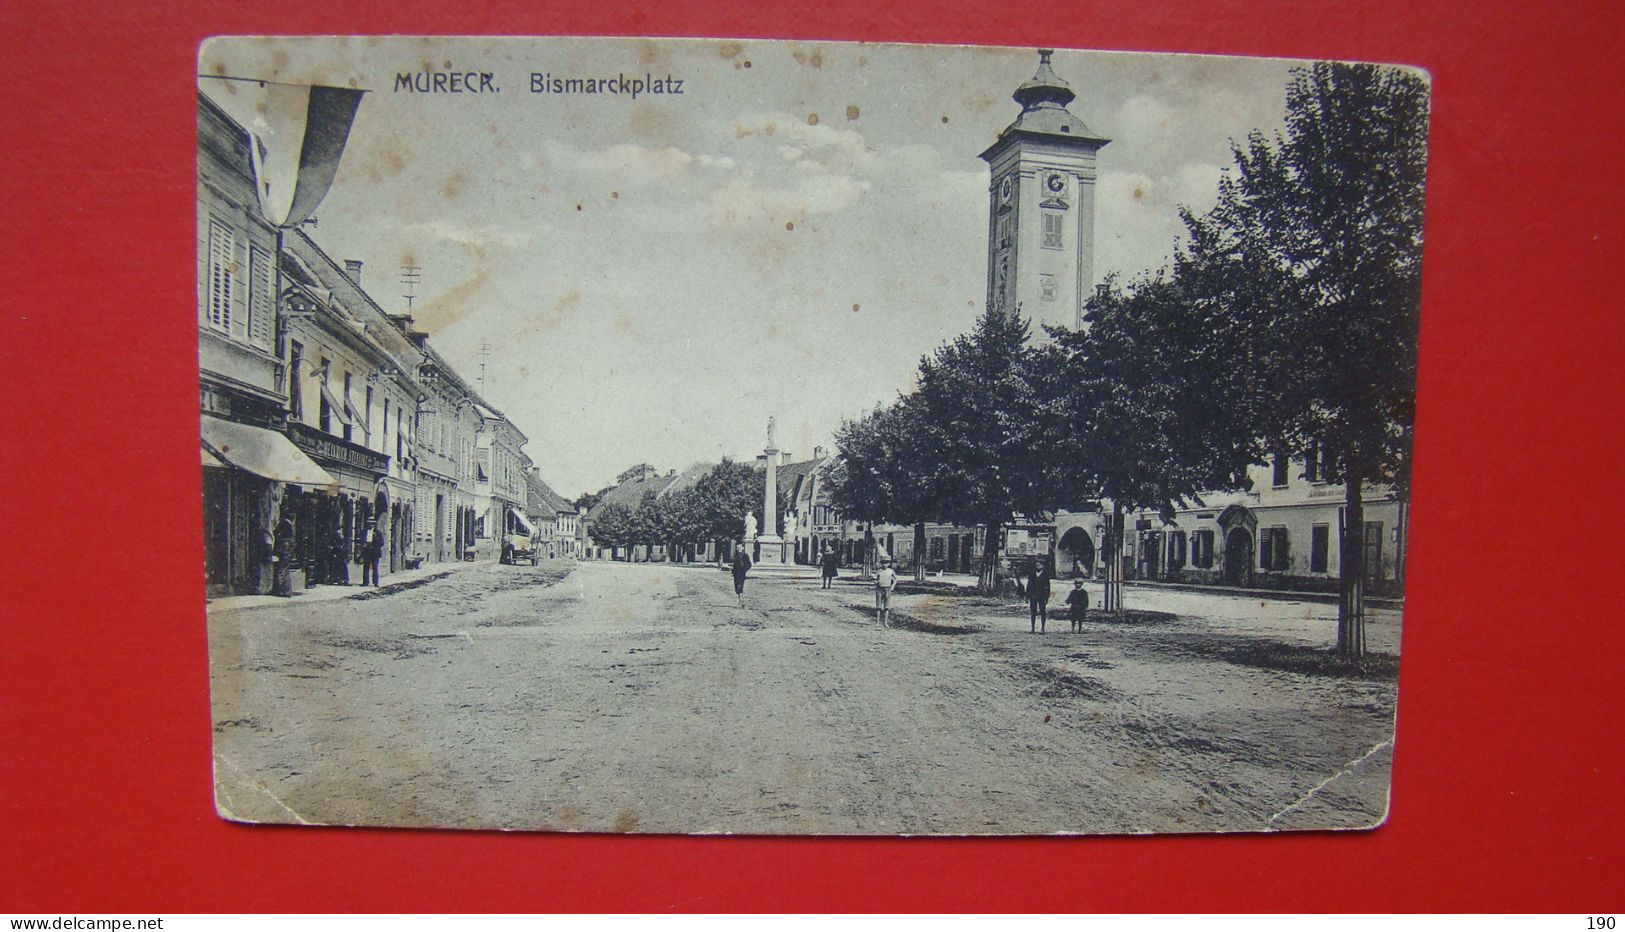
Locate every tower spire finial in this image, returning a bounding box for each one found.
[1014,48,1075,111]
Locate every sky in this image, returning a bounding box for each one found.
[200,37,1295,498]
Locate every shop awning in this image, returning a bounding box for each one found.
[201,415,338,488]
[510,511,537,536]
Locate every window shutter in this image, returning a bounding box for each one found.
[207,221,234,332]
[248,245,274,348]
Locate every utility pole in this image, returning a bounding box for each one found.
[477,340,491,393]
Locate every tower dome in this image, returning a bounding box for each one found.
[1013,49,1076,111]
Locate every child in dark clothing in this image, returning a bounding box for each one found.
[1065,579,1090,632]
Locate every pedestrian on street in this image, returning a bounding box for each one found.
[360,519,383,587]
[731,543,753,607]
[874,560,898,627]
[331,525,350,586]
[820,545,839,589]
[1065,578,1089,632]
[272,514,294,597]
[1027,560,1052,633]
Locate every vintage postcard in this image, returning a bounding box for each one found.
[199,36,1426,834]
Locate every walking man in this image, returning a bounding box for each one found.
[1027,560,1052,633]
[731,543,753,607]
[360,519,383,587]
[820,544,839,589]
[874,559,898,627]
[1065,578,1090,632]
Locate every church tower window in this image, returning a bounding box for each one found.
[1042,212,1064,249]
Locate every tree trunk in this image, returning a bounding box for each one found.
[913,520,927,583]
[1103,502,1124,614]
[1339,473,1367,660]
[980,517,1002,593]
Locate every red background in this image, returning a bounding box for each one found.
[3,0,1622,913]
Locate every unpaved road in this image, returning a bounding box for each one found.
[209,559,1399,834]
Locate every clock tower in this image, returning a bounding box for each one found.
[980,50,1110,337]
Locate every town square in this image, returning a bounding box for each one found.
[198,38,1424,834]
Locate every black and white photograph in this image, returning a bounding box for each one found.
[197,36,1429,835]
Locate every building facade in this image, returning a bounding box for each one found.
[198,93,337,597]
[412,344,482,563]
[1053,457,1408,596]
[278,234,423,584]
[474,406,530,555]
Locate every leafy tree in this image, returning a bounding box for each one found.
[615,463,658,485]
[573,487,608,513]
[909,308,1050,590]
[1180,61,1429,658]
[690,459,765,544]
[587,502,636,560]
[1030,273,1265,611]
[830,394,939,581]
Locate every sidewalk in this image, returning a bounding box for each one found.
[1121,577,1404,609]
[206,558,491,614]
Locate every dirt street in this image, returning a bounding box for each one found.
[209,559,1399,835]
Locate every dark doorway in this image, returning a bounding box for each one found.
[1364,521,1384,586]
[1223,528,1252,585]
[1058,527,1094,577]
[1141,531,1162,580]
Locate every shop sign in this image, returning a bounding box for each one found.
[1003,527,1054,558]
[287,420,390,474]
[201,386,232,417]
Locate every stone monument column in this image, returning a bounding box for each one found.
[757,417,786,564]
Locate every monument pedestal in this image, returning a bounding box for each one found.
[752,534,789,565]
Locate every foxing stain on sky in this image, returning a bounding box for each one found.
[200,37,1293,497]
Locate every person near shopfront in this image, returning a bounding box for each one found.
[360,519,383,587]
[330,524,350,586]
[820,544,839,589]
[272,514,295,597]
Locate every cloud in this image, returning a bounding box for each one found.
[703,168,870,227]
[401,218,534,250]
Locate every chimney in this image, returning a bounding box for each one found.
[813,445,826,460]
[344,259,363,286]
[781,452,791,466]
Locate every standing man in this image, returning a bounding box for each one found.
[1027,559,1052,633]
[330,523,350,586]
[820,544,839,589]
[731,542,753,607]
[874,559,898,627]
[360,519,383,587]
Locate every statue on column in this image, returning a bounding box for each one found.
[766,415,778,451]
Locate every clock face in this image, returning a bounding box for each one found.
[1046,172,1066,194]
[1000,176,1013,200]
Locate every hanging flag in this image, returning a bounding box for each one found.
[249,82,366,228]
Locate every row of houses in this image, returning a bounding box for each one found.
[577,440,1405,596]
[198,91,574,597]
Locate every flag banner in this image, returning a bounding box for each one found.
[250,83,365,228]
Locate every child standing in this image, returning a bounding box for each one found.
[874,560,898,626]
[1065,579,1090,632]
